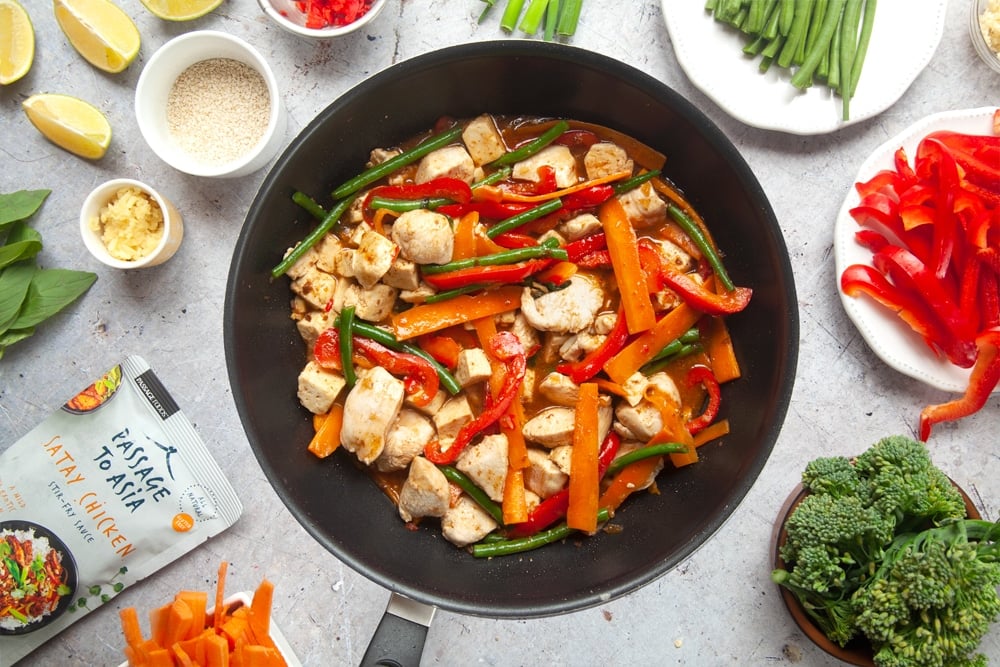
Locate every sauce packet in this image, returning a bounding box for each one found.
[0,355,242,665]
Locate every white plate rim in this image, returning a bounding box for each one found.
[833,106,999,393]
[661,1,949,135]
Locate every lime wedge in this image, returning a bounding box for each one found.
[22,93,112,160]
[54,0,140,74]
[140,0,223,21]
[0,0,34,85]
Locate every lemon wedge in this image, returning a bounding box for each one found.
[54,0,140,74]
[0,0,34,85]
[140,0,222,21]
[22,93,112,160]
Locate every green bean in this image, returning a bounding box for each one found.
[776,0,812,69]
[292,191,326,220]
[331,125,464,200]
[368,196,451,213]
[439,466,504,525]
[421,238,565,274]
[665,203,735,292]
[847,0,877,100]
[271,195,354,279]
[778,0,794,35]
[640,343,704,376]
[838,0,863,120]
[605,443,691,477]
[612,169,660,195]
[338,317,463,395]
[649,328,701,362]
[475,166,512,187]
[486,198,563,238]
[489,120,570,168]
[471,508,612,558]
[789,0,845,90]
[339,305,357,387]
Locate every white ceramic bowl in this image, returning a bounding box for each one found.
[257,0,387,39]
[135,31,287,178]
[80,179,184,269]
[971,0,1000,74]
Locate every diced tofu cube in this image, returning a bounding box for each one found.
[297,361,347,415]
[339,282,397,322]
[406,384,447,414]
[513,145,578,188]
[382,257,421,291]
[456,434,508,502]
[296,309,336,351]
[454,348,493,387]
[353,230,399,289]
[349,221,374,246]
[584,142,633,180]
[433,394,474,450]
[558,213,602,241]
[333,248,357,278]
[462,114,506,166]
[390,209,454,265]
[398,456,450,522]
[314,234,344,274]
[291,267,337,310]
[415,145,476,184]
[400,282,437,304]
[282,244,319,280]
[617,181,667,229]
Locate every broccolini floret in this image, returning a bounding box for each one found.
[773,435,1000,665]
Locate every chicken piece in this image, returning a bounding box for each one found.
[433,394,474,450]
[454,348,493,387]
[549,445,573,475]
[399,282,437,304]
[509,313,540,355]
[390,209,454,265]
[456,434,508,503]
[522,406,574,448]
[647,237,695,273]
[291,267,337,311]
[520,274,605,334]
[520,366,536,405]
[341,282,398,322]
[647,371,681,405]
[297,361,347,415]
[524,447,568,499]
[617,181,667,229]
[558,331,606,362]
[538,371,579,407]
[620,372,649,408]
[584,142,634,180]
[376,409,436,472]
[398,456,450,522]
[341,366,405,464]
[558,213,602,242]
[368,147,400,167]
[352,230,399,289]
[295,309,336,351]
[592,311,619,336]
[462,114,506,166]
[415,145,476,184]
[383,257,421,291]
[614,400,662,443]
[442,494,498,547]
[512,145,578,188]
[313,234,344,274]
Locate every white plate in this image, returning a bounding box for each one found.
[117,591,301,667]
[833,107,998,393]
[662,1,948,135]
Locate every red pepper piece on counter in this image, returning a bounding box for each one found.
[685,365,721,435]
[422,259,554,290]
[919,327,1000,441]
[424,331,526,464]
[506,432,620,537]
[556,307,630,384]
[314,328,440,406]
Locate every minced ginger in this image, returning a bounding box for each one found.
[981,0,1000,56]
[91,186,164,261]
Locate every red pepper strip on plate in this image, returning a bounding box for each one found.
[422,259,554,290]
[506,432,621,538]
[919,327,1000,442]
[685,365,721,435]
[424,331,526,464]
[556,307,630,384]
[314,328,440,407]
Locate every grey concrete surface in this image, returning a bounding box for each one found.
[1,0,998,665]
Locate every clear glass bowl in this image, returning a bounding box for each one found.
[971,0,1000,74]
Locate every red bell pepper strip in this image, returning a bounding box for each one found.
[561,184,615,211]
[919,327,1000,441]
[314,328,440,407]
[685,365,721,435]
[424,331,526,464]
[657,267,752,316]
[564,233,607,262]
[490,232,538,249]
[422,259,554,290]
[556,307,630,384]
[506,431,621,537]
[500,165,558,196]
[438,200,533,220]
[554,129,600,149]
[362,177,472,213]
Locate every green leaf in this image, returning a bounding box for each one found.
[0,222,43,269]
[10,269,97,329]
[0,189,50,228]
[0,260,37,336]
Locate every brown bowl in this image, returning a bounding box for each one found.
[772,481,981,665]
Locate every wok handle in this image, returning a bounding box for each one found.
[360,592,436,667]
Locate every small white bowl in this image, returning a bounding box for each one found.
[135,31,287,178]
[80,179,184,269]
[258,0,387,39]
[971,0,1000,74]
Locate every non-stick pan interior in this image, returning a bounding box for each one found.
[224,40,798,618]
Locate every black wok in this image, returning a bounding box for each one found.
[224,40,798,664]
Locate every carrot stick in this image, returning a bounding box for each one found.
[120,606,145,649]
[307,403,344,458]
[249,580,275,646]
[391,286,522,340]
[177,590,208,635]
[213,561,228,631]
[599,198,656,334]
[567,382,601,532]
[692,418,730,447]
[599,457,660,512]
[453,210,478,260]
[603,303,701,384]
[164,598,195,647]
[703,316,741,383]
[645,384,698,467]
